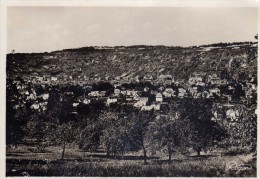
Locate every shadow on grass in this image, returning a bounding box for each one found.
[84,154,159,161]
[6,154,25,157]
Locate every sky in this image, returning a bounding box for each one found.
[7,7,258,53]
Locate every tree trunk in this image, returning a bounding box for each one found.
[168,150,173,162]
[61,142,66,160]
[197,149,201,156]
[142,145,147,165]
[106,142,111,157]
[106,150,110,157]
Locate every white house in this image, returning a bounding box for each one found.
[134,97,148,107]
[82,99,91,104]
[163,88,174,98]
[209,88,221,96]
[40,93,49,100]
[156,93,163,102]
[178,88,186,98]
[88,91,100,97]
[73,103,79,108]
[107,98,117,105]
[226,109,240,121]
[31,103,40,110]
[26,93,36,100]
[51,76,58,81]
[100,91,106,97]
[121,90,127,95]
[151,104,160,110]
[114,89,121,96]
[141,105,154,111]
[189,77,202,85]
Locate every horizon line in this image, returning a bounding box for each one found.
[7,40,258,54]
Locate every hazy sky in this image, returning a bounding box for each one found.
[7,7,258,53]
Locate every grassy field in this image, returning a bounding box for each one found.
[6,144,256,177]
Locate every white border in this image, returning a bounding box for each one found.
[2,0,260,7]
[0,0,259,179]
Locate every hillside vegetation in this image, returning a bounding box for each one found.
[7,42,257,81]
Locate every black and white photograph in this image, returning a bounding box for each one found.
[3,1,258,177]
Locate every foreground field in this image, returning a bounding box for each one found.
[6,145,256,177]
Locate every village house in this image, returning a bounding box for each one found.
[140,97,149,103]
[210,78,227,85]
[156,93,163,102]
[133,97,148,107]
[12,80,21,85]
[39,102,47,111]
[26,93,37,100]
[133,93,140,101]
[100,91,107,97]
[209,88,221,97]
[106,97,117,105]
[163,88,174,98]
[226,108,240,122]
[126,90,133,96]
[189,87,198,97]
[178,88,186,98]
[114,88,121,96]
[196,81,206,86]
[30,102,40,110]
[188,76,203,85]
[151,103,160,110]
[121,90,127,95]
[38,93,49,101]
[141,105,154,111]
[16,83,26,90]
[20,90,29,96]
[211,110,221,122]
[88,91,100,97]
[82,99,91,104]
[14,104,25,110]
[143,87,149,92]
[73,103,79,108]
[126,97,134,101]
[207,73,218,82]
[77,96,91,104]
[113,82,121,88]
[141,103,160,111]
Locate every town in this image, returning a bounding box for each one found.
[8,61,257,122]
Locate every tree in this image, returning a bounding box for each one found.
[47,87,61,113]
[47,121,76,159]
[151,114,189,162]
[6,79,29,146]
[77,116,101,153]
[220,105,257,153]
[98,111,129,157]
[179,99,227,156]
[127,110,156,164]
[24,114,45,141]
